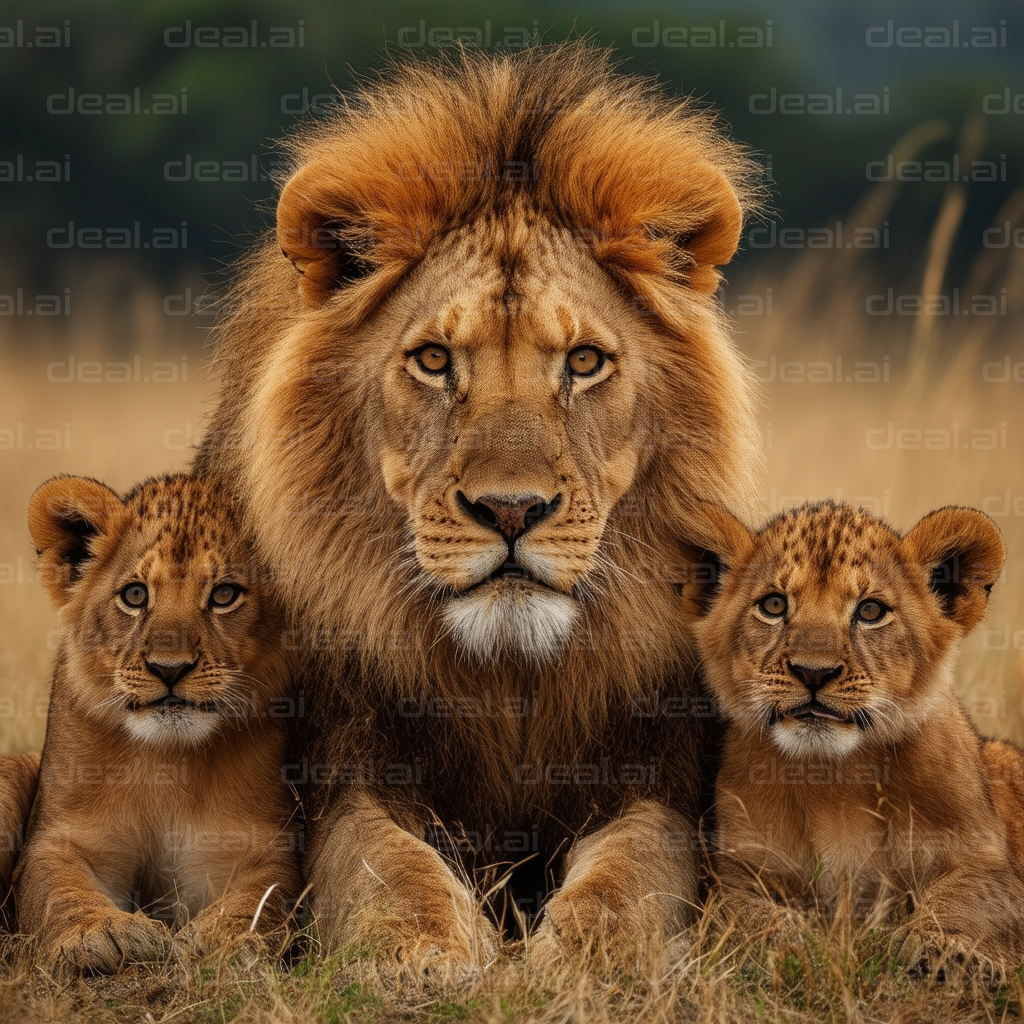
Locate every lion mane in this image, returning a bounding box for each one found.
[196,43,763,948]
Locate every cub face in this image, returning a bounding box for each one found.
[29,474,289,748]
[681,502,1004,759]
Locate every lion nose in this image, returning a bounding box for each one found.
[456,491,562,544]
[787,661,844,692]
[144,658,197,691]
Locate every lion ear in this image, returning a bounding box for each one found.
[902,507,1005,633]
[677,502,754,619]
[582,160,745,295]
[28,476,125,608]
[672,167,744,294]
[276,164,379,304]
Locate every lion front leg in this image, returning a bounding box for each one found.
[531,800,698,966]
[306,792,498,981]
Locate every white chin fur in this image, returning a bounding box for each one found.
[442,581,578,661]
[124,709,220,747]
[772,720,863,759]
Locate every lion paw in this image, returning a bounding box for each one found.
[530,880,649,969]
[45,910,170,975]
[376,939,493,988]
[333,876,499,986]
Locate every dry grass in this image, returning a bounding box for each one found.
[1,172,1021,1020]
[0,914,1021,1023]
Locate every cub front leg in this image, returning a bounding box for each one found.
[176,856,302,958]
[532,800,698,964]
[897,863,1024,977]
[16,830,169,973]
[712,849,809,942]
[711,785,813,942]
[306,791,497,980]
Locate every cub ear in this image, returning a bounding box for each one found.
[677,502,754,619]
[902,506,1005,633]
[27,476,125,608]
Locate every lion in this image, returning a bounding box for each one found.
[680,500,1024,971]
[15,474,301,971]
[194,43,762,969]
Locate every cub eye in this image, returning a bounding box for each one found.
[413,344,450,375]
[120,583,148,609]
[566,345,605,377]
[209,583,243,610]
[855,599,888,624]
[757,593,787,618]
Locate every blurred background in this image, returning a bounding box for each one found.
[2,0,1022,752]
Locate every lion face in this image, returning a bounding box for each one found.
[683,503,1004,758]
[29,475,288,748]
[368,219,659,658]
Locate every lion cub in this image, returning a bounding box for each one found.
[682,501,1023,967]
[16,474,301,971]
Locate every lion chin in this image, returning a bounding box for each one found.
[441,579,578,661]
[123,705,222,748]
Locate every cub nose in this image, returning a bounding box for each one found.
[787,661,844,692]
[456,491,562,544]
[144,658,197,690]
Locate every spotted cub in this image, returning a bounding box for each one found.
[682,501,1023,970]
[16,474,301,972]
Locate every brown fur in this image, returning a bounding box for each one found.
[194,43,762,967]
[985,739,1024,868]
[682,501,1023,970]
[15,474,301,972]
[0,752,40,927]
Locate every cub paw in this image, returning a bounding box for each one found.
[895,924,992,983]
[175,916,265,962]
[45,910,170,975]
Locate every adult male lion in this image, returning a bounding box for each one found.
[195,43,761,969]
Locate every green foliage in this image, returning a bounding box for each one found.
[1,0,1020,287]
[195,993,244,1023]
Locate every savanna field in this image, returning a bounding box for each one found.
[1,184,1022,1021]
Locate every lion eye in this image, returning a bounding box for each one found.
[210,583,243,610]
[757,593,787,618]
[855,599,888,624]
[120,583,148,609]
[413,345,450,375]
[566,346,605,377]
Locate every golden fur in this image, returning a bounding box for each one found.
[15,474,301,972]
[194,43,762,967]
[681,501,1024,970]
